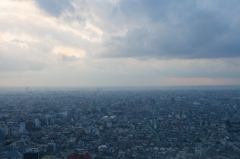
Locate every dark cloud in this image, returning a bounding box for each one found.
[119,0,193,22]
[100,0,240,59]
[35,0,74,17]
[102,28,152,58]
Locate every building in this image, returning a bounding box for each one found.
[88,99,95,108]
[24,148,39,159]
[0,130,4,152]
[153,120,157,129]
[67,152,91,159]
[67,113,72,121]
[47,143,56,154]
[25,121,40,132]
[35,119,41,127]
[171,97,175,103]
[0,150,23,159]
[0,130,4,142]
[5,126,11,136]
[20,122,25,133]
[226,121,240,132]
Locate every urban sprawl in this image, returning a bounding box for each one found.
[0,88,240,159]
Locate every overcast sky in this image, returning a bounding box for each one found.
[1,0,240,87]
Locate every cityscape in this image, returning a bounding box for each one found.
[1,0,240,158]
[0,87,240,158]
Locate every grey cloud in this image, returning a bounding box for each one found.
[100,0,240,59]
[61,54,80,62]
[35,0,74,17]
[119,0,192,22]
[102,28,152,58]
[10,39,25,43]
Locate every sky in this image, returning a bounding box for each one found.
[1,0,240,87]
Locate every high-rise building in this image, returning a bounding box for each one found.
[67,112,72,121]
[35,119,41,127]
[5,127,11,136]
[40,118,47,127]
[154,120,157,129]
[0,130,4,142]
[20,122,25,133]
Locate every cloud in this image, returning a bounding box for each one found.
[59,54,80,62]
[119,0,178,21]
[34,0,75,17]
[0,52,47,72]
[0,39,48,71]
[101,28,152,58]
[99,0,240,59]
[1,0,240,86]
